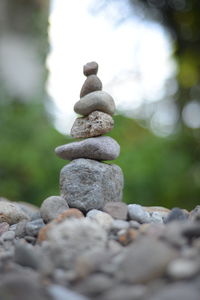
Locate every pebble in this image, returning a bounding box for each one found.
[103,201,128,220]
[60,158,123,212]
[164,207,189,223]
[15,220,28,238]
[74,91,115,116]
[101,285,146,300]
[117,237,177,283]
[190,205,200,222]
[117,228,138,246]
[167,258,199,279]
[0,201,29,224]
[0,222,9,236]
[14,242,40,270]
[25,218,45,237]
[111,220,129,232]
[40,196,69,223]
[128,204,151,223]
[71,111,114,138]
[83,61,98,76]
[1,230,15,241]
[80,74,102,97]
[48,284,90,300]
[86,209,113,230]
[150,211,163,223]
[55,208,84,222]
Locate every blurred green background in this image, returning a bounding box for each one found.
[0,0,200,210]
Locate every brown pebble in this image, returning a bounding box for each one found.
[118,228,138,246]
[83,61,98,76]
[80,75,102,98]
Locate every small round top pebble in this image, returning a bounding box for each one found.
[83,61,98,76]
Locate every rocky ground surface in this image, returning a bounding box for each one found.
[0,196,199,300]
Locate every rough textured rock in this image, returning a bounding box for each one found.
[74,91,115,116]
[83,61,98,76]
[117,237,177,283]
[71,111,114,138]
[40,196,69,223]
[60,159,124,212]
[80,75,102,97]
[0,202,29,225]
[42,218,107,268]
[103,202,128,220]
[55,136,120,161]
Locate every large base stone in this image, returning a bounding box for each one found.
[60,159,124,212]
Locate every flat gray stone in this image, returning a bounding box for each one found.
[55,136,120,161]
[40,196,69,223]
[74,91,115,116]
[71,111,114,138]
[80,75,102,97]
[60,158,124,212]
[128,204,151,223]
[83,61,98,76]
[103,202,128,220]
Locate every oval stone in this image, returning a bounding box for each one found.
[80,75,102,98]
[83,61,98,76]
[55,136,120,161]
[74,91,115,116]
[70,111,114,138]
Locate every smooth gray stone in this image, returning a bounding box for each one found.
[103,202,128,220]
[74,91,115,116]
[25,218,45,237]
[14,242,40,270]
[83,61,98,76]
[48,285,90,300]
[71,111,114,138]
[55,136,120,161]
[117,236,177,284]
[128,204,151,223]
[40,196,69,223]
[80,75,102,97]
[60,159,124,212]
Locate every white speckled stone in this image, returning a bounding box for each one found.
[55,136,120,161]
[74,91,115,116]
[60,159,124,212]
[71,111,114,138]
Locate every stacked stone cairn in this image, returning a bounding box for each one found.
[55,62,124,212]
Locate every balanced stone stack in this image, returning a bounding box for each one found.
[55,62,124,212]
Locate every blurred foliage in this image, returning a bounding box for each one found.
[0,0,200,209]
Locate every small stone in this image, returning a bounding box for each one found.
[15,220,28,238]
[103,202,128,220]
[148,283,200,300]
[101,285,146,300]
[143,206,170,218]
[0,202,29,225]
[55,136,120,161]
[86,209,113,230]
[1,230,15,241]
[117,228,138,246]
[0,222,9,236]
[48,285,90,300]
[118,237,177,283]
[111,220,129,232]
[14,242,40,270]
[164,207,189,223]
[167,258,200,279]
[25,218,45,237]
[16,202,39,219]
[80,75,102,97]
[74,91,115,116]
[128,204,151,223]
[190,205,200,222]
[71,111,114,138]
[40,196,69,223]
[60,159,123,212]
[55,208,84,223]
[129,220,140,229]
[83,61,98,76]
[150,212,163,223]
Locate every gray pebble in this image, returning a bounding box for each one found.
[83,61,98,76]
[86,209,113,230]
[60,159,123,212]
[103,202,128,220]
[0,202,29,225]
[71,111,114,138]
[74,91,115,116]
[48,284,89,300]
[14,242,40,270]
[55,136,120,161]
[80,74,102,97]
[128,204,151,223]
[164,207,189,223]
[40,196,69,223]
[111,220,130,232]
[25,218,45,237]
[1,230,15,241]
[167,258,200,279]
[150,212,163,224]
[15,220,28,238]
